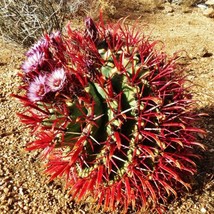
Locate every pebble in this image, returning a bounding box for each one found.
[205,0,214,6]
[19,187,24,195]
[1,194,6,201]
[0,115,6,120]
[197,4,208,10]
[7,198,13,205]
[164,5,174,13]
[23,206,28,211]
[203,7,214,17]
[170,0,183,4]
[18,201,23,208]
[3,187,9,194]
[199,47,213,58]
[201,207,207,213]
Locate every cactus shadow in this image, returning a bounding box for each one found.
[165,105,214,213]
[194,106,214,191]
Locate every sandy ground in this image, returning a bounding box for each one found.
[0,3,213,214]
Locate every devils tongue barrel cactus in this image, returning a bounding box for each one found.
[14,16,205,213]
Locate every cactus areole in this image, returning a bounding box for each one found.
[14,16,205,213]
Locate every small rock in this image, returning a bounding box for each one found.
[205,0,214,6]
[19,187,24,195]
[171,0,183,4]
[201,207,207,213]
[197,4,208,10]
[18,201,24,208]
[7,198,13,205]
[23,206,29,211]
[199,47,213,57]
[3,187,9,194]
[164,5,174,13]
[0,115,6,120]
[0,193,6,201]
[182,6,192,13]
[203,7,214,17]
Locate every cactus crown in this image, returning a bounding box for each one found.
[15,16,205,213]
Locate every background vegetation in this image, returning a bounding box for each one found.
[0,0,202,46]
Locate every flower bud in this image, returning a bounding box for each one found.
[84,17,99,43]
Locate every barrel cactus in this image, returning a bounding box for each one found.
[14,16,205,213]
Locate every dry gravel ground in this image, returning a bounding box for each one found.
[0,3,214,214]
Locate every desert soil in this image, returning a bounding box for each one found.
[0,3,213,214]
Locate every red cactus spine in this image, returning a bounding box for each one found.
[14,16,205,213]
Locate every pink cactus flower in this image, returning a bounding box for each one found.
[26,38,49,56]
[46,68,66,92]
[27,75,48,102]
[22,51,45,73]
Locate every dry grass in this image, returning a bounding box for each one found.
[0,0,67,46]
[0,0,168,47]
[3,0,200,47]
